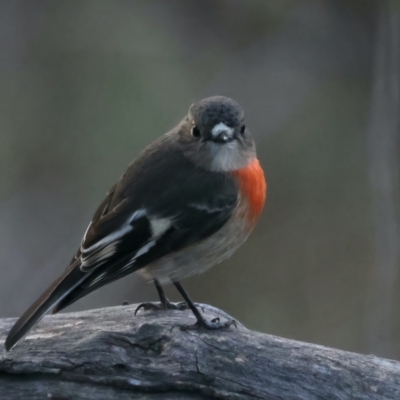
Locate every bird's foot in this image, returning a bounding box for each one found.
[179,316,237,331]
[134,301,188,315]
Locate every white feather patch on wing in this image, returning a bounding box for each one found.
[105,219,170,271]
[121,219,170,262]
[81,243,118,267]
[150,217,172,238]
[81,209,146,253]
[81,216,171,277]
[134,240,156,258]
[86,251,141,288]
[80,209,147,272]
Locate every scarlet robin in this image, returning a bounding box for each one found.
[5,96,266,351]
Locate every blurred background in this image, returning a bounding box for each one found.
[1,0,400,360]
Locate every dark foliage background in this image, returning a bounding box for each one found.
[1,0,399,359]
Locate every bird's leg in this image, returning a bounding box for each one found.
[153,278,172,306]
[134,278,188,315]
[173,281,235,330]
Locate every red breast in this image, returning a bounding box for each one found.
[231,158,267,226]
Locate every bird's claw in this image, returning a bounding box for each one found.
[134,301,189,316]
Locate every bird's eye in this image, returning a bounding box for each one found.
[240,125,246,135]
[191,126,201,139]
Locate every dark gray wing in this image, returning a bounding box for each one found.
[5,136,237,350]
[54,139,237,311]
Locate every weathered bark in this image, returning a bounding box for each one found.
[0,304,399,400]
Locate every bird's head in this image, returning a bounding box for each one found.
[177,96,256,172]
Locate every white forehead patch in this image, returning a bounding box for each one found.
[211,122,234,138]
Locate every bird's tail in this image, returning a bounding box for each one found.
[5,263,86,351]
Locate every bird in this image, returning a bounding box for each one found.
[5,95,266,351]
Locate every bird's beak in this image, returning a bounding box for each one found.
[214,131,230,143]
[210,123,234,143]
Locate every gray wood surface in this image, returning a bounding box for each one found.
[0,304,399,399]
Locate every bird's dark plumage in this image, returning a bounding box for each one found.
[5,133,237,350]
[53,140,237,312]
[5,95,264,351]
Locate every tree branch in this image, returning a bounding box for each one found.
[0,304,399,399]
